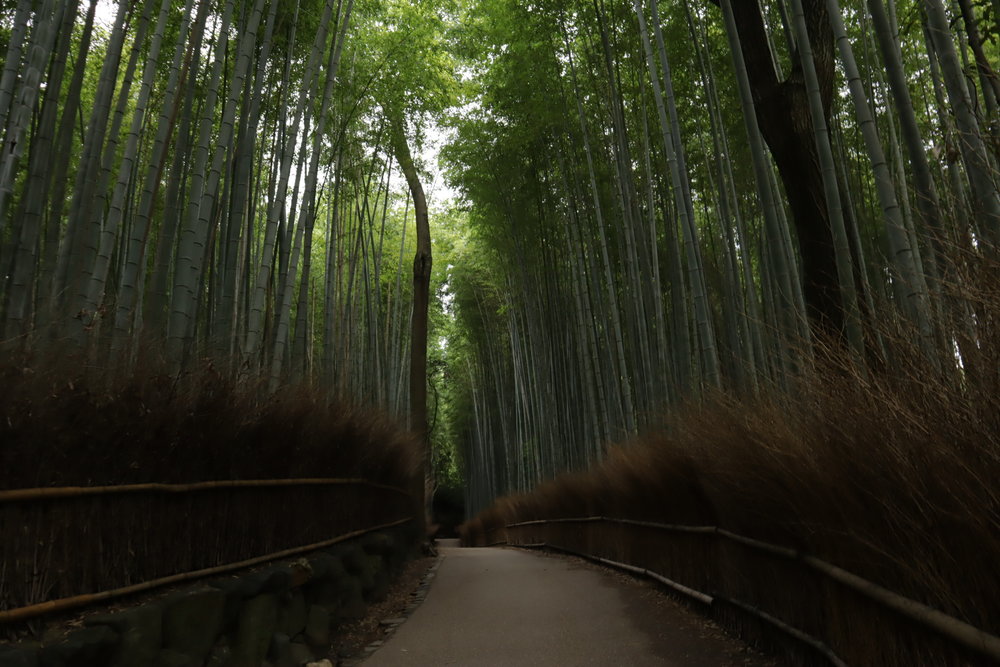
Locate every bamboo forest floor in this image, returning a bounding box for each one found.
[362,540,776,666]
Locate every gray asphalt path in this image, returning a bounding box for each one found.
[364,540,769,666]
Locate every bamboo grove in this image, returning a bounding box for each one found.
[0,0,458,420]
[440,0,1000,516]
[3,0,1000,523]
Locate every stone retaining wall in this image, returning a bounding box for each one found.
[0,524,419,667]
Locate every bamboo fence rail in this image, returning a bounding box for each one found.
[504,516,1000,664]
[0,478,417,625]
[0,478,411,502]
[515,541,847,666]
[0,517,413,624]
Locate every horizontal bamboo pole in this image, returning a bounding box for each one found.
[0,478,411,503]
[512,541,842,664]
[800,554,1000,662]
[715,595,849,667]
[508,516,716,535]
[505,517,1000,662]
[511,541,713,604]
[612,517,717,535]
[592,555,715,605]
[506,517,604,526]
[0,517,414,625]
[715,527,800,559]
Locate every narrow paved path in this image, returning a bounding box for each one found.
[364,540,771,666]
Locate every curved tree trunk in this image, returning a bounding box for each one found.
[789,0,865,367]
[722,0,846,342]
[388,118,431,536]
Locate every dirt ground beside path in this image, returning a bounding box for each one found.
[329,555,438,665]
[362,540,778,666]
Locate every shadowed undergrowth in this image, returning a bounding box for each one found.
[0,356,419,490]
[0,355,421,625]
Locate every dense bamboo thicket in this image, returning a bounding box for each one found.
[0,0,457,630]
[440,0,1000,516]
[0,0,457,410]
[461,299,1000,661]
[0,0,470,549]
[449,0,1000,660]
[4,0,1000,655]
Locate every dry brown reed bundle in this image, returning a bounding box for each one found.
[0,353,420,490]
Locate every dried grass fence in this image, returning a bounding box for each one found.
[0,478,415,628]
[495,518,1000,666]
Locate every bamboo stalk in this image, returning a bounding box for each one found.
[0,517,413,624]
[0,478,411,503]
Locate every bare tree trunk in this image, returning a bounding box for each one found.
[389,118,431,535]
[720,0,848,343]
[789,0,865,366]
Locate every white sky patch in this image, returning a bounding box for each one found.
[94,0,118,29]
[420,122,460,208]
